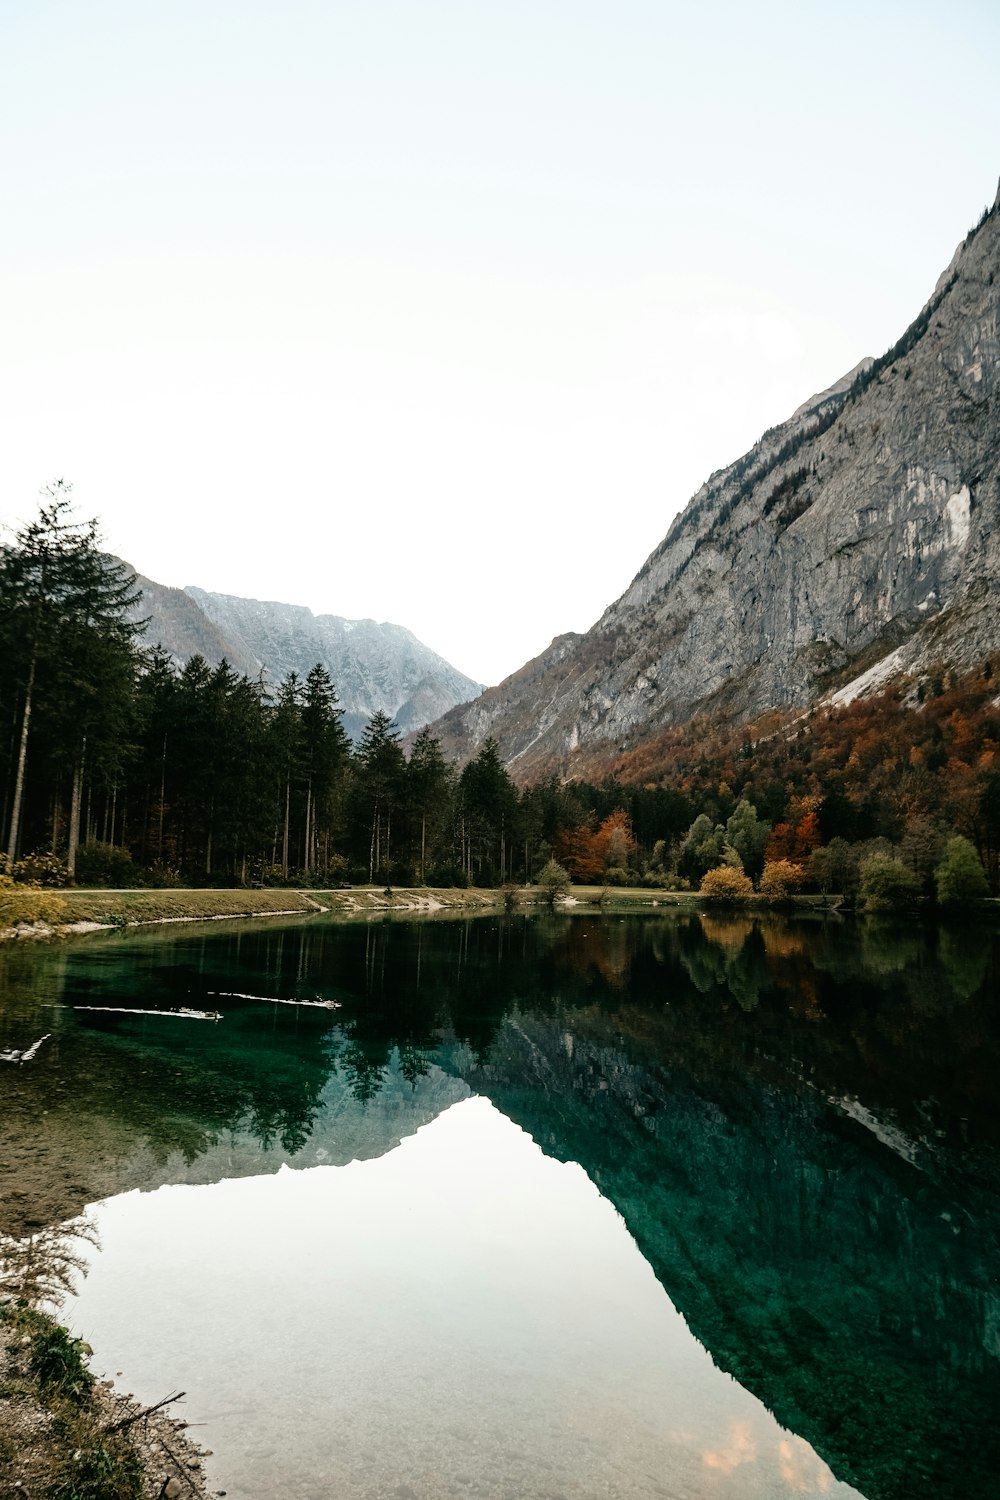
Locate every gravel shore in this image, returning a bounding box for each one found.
[0,1307,216,1500]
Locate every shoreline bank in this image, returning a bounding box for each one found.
[0,884,855,942]
[0,1303,213,1500]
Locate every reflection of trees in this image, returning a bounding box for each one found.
[15,904,1000,1196]
[684,916,767,1011]
[339,1040,389,1104]
[698,912,754,952]
[9,909,1000,1500]
[935,926,990,1001]
[858,919,923,976]
[0,1214,98,1308]
[398,1042,431,1087]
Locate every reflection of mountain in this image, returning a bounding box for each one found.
[0,928,472,1231]
[0,1049,467,1231]
[2,913,999,1500]
[462,1007,1000,1500]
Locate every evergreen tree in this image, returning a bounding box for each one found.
[300,663,350,876]
[0,486,143,870]
[270,673,305,877]
[407,727,453,883]
[459,737,518,885]
[353,711,405,882]
[132,645,181,867]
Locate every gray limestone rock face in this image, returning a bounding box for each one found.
[428,191,1000,777]
[183,588,483,738]
[133,579,482,739]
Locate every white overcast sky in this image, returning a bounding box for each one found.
[1,1,998,687]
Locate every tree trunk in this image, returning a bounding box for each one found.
[50,792,62,856]
[6,655,36,865]
[66,745,85,879]
[282,775,290,877]
[158,735,167,861]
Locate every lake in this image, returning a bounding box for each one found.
[1,910,998,1499]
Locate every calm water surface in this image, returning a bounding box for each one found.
[1,911,998,1500]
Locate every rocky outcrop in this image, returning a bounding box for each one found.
[133,577,482,739]
[131,570,261,679]
[430,184,1000,776]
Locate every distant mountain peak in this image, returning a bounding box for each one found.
[133,576,481,738]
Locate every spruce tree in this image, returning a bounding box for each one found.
[353,711,405,883]
[0,485,143,870]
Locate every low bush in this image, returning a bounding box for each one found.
[0,1305,143,1500]
[700,866,754,903]
[758,859,806,899]
[6,850,69,886]
[73,842,139,887]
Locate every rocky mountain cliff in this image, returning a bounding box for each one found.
[430,183,1000,777]
[134,577,482,739]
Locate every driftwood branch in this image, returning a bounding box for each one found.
[154,1429,205,1497]
[105,1387,185,1434]
[0,1033,51,1064]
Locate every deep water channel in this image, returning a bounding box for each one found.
[1,911,998,1500]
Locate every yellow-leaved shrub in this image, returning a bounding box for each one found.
[699,866,754,903]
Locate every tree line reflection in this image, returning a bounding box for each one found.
[2,910,999,1498]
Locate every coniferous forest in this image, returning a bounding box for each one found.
[2,492,999,905]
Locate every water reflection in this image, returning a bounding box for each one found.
[71,1099,859,1500]
[0,1213,98,1308]
[1,911,999,1500]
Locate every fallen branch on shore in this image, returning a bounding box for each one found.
[0,1033,51,1063]
[105,1387,186,1435]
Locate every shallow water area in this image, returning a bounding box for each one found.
[73,1096,855,1499]
[2,911,999,1499]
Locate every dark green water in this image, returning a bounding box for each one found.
[1,911,998,1500]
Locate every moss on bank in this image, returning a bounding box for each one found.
[0,1303,210,1500]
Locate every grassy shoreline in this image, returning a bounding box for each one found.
[0,882,857,941]
[0,1302,212,1500]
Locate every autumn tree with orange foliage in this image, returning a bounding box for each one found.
[555,809,636,883]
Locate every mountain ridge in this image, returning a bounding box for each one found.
[425,183,1000,778]
[130,573,482,740]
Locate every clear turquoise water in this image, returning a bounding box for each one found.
[1,911,998,1499]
